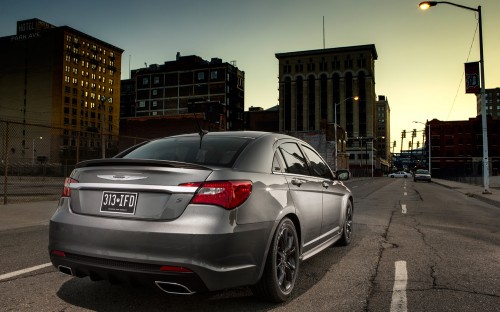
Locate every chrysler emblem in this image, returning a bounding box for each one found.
[97,175,148,181]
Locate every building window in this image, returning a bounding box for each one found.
[211,71,217,80]
[142,77,149,85]
[197,72,205,81]
[154,76,160,84]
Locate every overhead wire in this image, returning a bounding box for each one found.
[446,14,479,120]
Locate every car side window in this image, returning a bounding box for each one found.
[279,143,310,176]
[272,152,283,173]
[301,145,333,179]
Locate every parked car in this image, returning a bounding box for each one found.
[48,131,353,302]
[414,169,431,182]
[389,171,411,178]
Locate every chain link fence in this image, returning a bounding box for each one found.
[0,120,148,204]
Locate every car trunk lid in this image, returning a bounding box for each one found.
[67,159,212,220]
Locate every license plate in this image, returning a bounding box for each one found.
[100,191,138,214]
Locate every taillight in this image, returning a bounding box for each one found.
[180,180,252,210]
[62,177,78,197]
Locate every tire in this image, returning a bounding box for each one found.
[251,218,299,302]
[337,200,353,246]
[390,175,394,178]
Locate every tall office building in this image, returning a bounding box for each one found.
[0,18,123,163]
[375,95,391,170]
[276,45,379,170]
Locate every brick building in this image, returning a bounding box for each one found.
[275,45,388,174]
[426,117,499,177]
[120,53,244,139]
[0,18,123,163]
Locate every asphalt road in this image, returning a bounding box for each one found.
[0,178,499,311]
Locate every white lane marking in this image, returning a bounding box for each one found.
[0,263,52,281]
[390,260,408,312]
[404,192,407,196]
[402,204,407,214]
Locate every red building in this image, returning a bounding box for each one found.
[427,116,499,178]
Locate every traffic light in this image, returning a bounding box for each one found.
[402,130,406,138]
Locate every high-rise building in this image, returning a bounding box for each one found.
[375,95,391,170]
[120,53,245,134]
[0,18,123,163]
[477,87,500,120]
[276,45,381,173]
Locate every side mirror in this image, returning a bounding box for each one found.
[336,170,350,181]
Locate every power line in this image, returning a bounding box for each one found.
[446,18,479,120]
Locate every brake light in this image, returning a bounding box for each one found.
[159,265,192,273]
[50,250,66,257]
[180,180,252,210]
[62,177,78,197]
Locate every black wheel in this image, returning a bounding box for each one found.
[251,218,299,302]
[337,200,353,246]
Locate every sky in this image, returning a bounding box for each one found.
[1,0,499,151]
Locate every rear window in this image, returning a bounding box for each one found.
[121,136,250,167]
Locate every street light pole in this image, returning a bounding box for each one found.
[32,137,42,164]
[100,96,107,159]
[334,96,358,171]
[419,1,490,193]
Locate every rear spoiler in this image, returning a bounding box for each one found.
[76,158,212,171]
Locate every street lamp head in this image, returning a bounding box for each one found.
[353,96,359,101]
[419,1,438,10]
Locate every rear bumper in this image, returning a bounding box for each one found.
[50,252,208,294]
[414,176,431,181]
[48,199,274,292]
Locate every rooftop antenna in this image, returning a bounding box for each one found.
[193,113,208,147]
[323,16,325,49]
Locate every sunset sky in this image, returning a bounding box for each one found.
[1,0,499,149]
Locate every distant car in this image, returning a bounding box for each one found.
[389,171,410,178]
[414,169,431,182]
[48,131,353,303]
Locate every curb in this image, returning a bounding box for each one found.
[433,180,500,209]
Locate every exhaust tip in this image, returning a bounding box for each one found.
[155,281,194,295]
[58,265,73,276]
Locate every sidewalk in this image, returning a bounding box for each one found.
[0,200,59,231]
[432,178,500,209]
[0,179,499,231]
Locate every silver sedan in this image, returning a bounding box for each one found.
[48,131,353,302]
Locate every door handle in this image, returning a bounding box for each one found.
[322,181,330,188]
[291,178,306,186]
